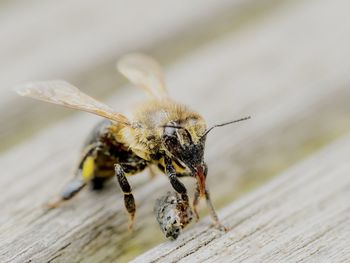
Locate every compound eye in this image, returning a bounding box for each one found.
[163,126,180,150]
[163,124,193,145]
[177,128,192,145]
[164,133,178,148]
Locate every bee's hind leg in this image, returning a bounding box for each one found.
[47,170,108,209]
[46,145,98,209]
[46,177,87,209]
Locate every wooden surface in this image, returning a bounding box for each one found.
[132,134,350,263]
[1,0,350,262]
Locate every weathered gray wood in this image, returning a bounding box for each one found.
[132,134,350,263]
[1,0,350,262]
[0,0,237,93]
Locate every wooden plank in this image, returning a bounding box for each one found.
[132,133,350,263]
[0,0,238,91]
[1,0,350,262]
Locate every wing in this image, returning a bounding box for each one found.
[14,80,130,126]
[117,53,168,100]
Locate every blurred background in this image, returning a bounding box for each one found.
[1,0,350,262]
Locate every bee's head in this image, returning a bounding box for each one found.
[161,118,208,197]
[162,119,206,172]
[161,116,251,195]
[161,116,251,169]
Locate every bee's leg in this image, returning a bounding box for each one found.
[192,186,200,221]
[172,169,200,220]
[204,188,228,231]
[115,164,136,231]
[174,170,201,221]
[46,176,87,209]
[192,163,208,221]
[90,176,107,190]
[164,156,189,202]
[47,144,99,209]
[201,164,227,231]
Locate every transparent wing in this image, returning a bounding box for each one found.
[117,53,168,99]
[15,80,130,125]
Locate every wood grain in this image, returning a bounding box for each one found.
[1,0,350,262]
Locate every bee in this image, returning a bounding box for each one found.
[15,53,250,231]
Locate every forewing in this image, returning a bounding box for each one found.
[117,53,168,99]
[15,80,130,125]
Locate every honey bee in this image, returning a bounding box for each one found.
[15,53,250,231]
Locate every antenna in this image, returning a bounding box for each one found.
[201,116,251,139]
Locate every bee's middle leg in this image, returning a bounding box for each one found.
[115,164,136,231]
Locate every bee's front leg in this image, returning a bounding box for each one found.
[199,165,228,232]
[192,186,200,221]
[204,188,227,231]
[164,156,189,202]
[114,164,136,231]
